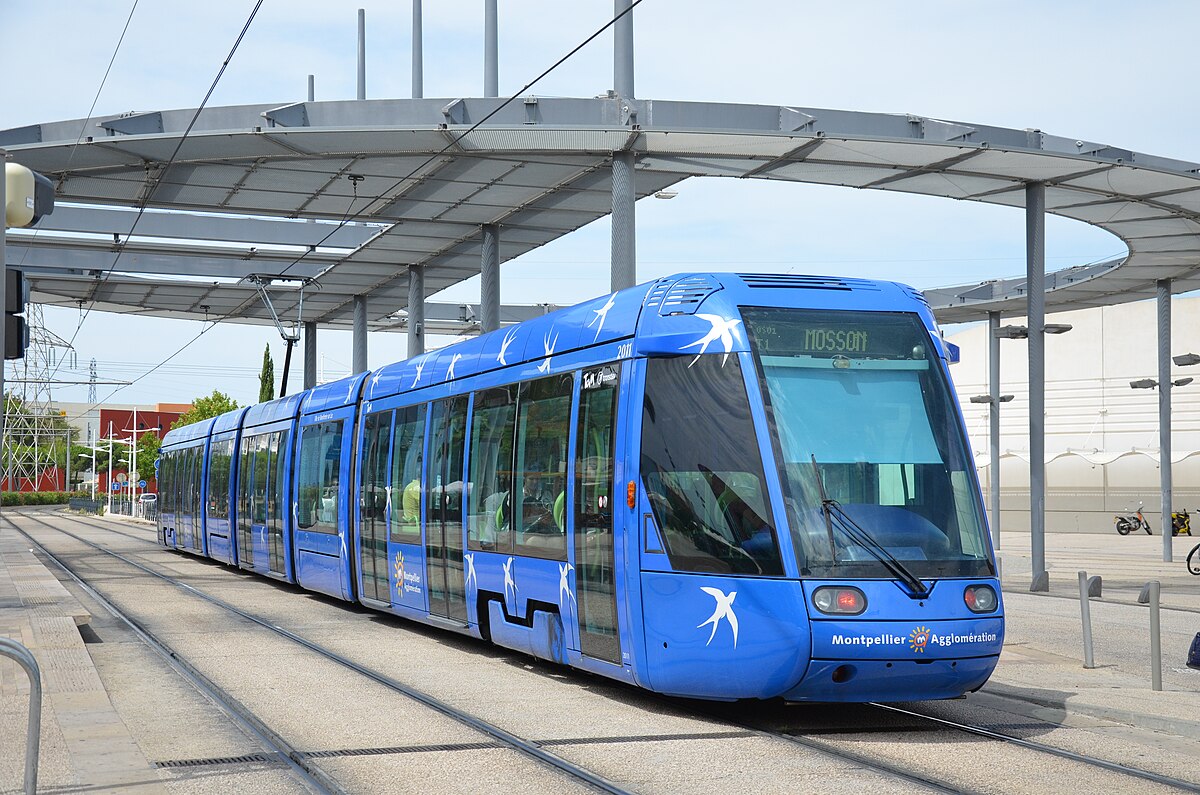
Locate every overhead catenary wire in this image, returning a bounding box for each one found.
[47,0,265,384]
[54,1,645,420]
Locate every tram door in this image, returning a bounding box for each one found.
[426,397,468,622]
[574,365,622,664]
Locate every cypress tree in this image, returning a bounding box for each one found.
[258,344,275,403]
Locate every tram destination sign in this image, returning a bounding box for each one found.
[744,309,924,359]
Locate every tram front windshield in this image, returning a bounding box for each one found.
[743,307,993,579]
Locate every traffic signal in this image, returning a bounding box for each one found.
[5,268,28,360]
[5,163,55,228]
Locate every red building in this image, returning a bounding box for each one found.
[94,405,188,496]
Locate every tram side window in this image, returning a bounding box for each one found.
[514,375,572,560]
[252,434,270,524]
[207,440,233,519]
[184,448,196,518]
[298,421,343,534]
[237,436,253,533]
[159,454,170,513]
[641,355,784,576]
[195,446,205,518]
[390,405,426,544]
[268,432,284,533]
[361,412,391,525]
[180,449,190,518]
[168,453,178,516]
[467,386,517,552]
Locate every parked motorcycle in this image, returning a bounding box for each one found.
[1171,508,1192,537]
[1115,502,1152,535]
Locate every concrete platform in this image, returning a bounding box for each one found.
[1,507,1198,793]
[0,514,167,794]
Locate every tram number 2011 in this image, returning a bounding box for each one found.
[617,342,633,358]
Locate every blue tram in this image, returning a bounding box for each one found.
[158,273,1003,702]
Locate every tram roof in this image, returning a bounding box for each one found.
[6,96,1200,327]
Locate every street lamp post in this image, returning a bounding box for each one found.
[76,451,97,500]
[1133,353,1197,553]
[989,320,1071,591]
[105,421,114,514]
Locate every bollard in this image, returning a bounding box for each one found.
[1077,571,1095,669]
[1149,580,1162,691]
[1086,575,1102,598]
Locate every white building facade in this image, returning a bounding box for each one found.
[947,295,1200,534]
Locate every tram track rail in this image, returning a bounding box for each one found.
[2,513,345,795]
[22,508,982,794]
[22,508,1200,793]
[722,701,1200,794]
[863,702,1200,793]
[6,510,633,795]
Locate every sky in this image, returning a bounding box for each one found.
[4,0,1199,408]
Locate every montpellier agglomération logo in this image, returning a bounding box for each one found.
[909,625,931,653]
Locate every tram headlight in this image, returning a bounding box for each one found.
[963,584,998,613]
[812,586,866,615]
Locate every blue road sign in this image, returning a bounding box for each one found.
[138,480,147,488]
[111,482,120,492]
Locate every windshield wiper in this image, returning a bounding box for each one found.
[808,456,931,600]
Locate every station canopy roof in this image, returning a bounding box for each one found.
[5,96,1200,330]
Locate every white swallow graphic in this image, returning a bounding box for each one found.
[682,314,742,366]
[371,371,382,390]
[446,352,463,381]
[536,332,558,374]
[464,552,477,591]
[503,556,518,602]
[411,356,427,387]
[698,587,739,648]
[498,328,518,366]
[587,293,617,341]
[558,562,575,606]
[346,378,357,401]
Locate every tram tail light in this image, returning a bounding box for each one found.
[963,584,998,613]
[812,586,866,615]
[627,480,636,509]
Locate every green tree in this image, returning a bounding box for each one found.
[258,344,275,403]
[172,390,239,429]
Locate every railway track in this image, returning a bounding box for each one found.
[7,510,632,795]
[698,684,1200,794]
[14,508,1200,794]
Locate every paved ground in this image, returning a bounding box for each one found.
[1,507,1197,794]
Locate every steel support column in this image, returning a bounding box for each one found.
[614,0,634,98]
[352,295,368,374]
[307,74,315,102]
[303,321,317,390]
[611,1,636,293]
[1158,278,1173,562]
[481,224,500,334]
[1026,182,1048,592]
[988,311,1002,554]
[484,0,498,98]
[407,265,425,357]
[357,9,366,100]
[611,151,636,292]
[412,0,423,99]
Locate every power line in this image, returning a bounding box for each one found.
[49,0,264,383]
[58,1,647,419]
